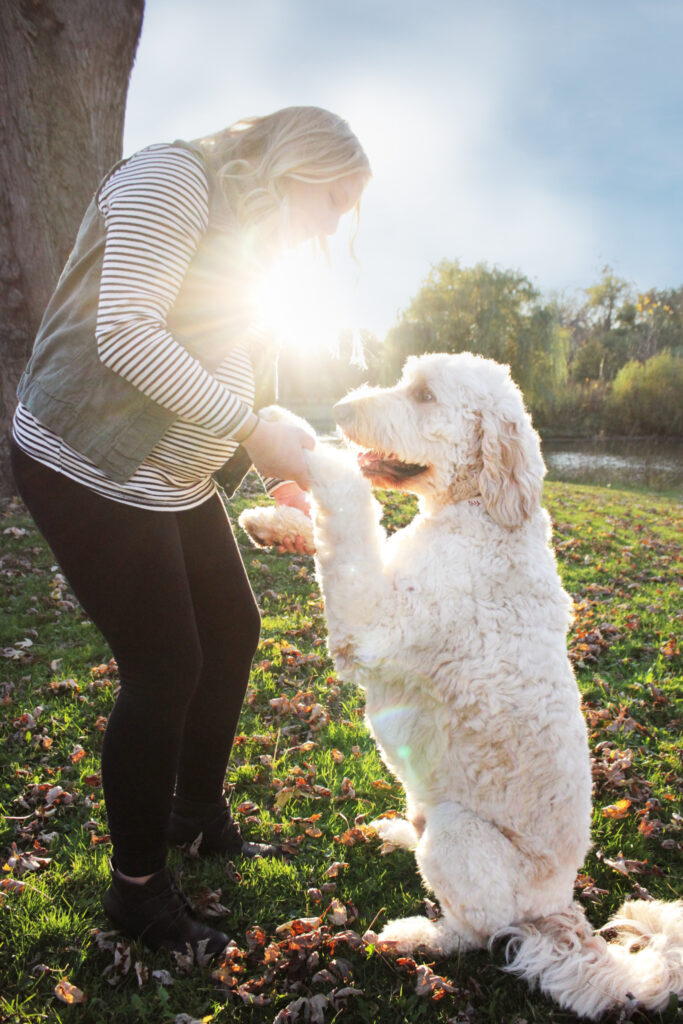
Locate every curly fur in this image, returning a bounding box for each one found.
[293,352,683,1020]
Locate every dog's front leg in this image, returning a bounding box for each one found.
[305,447,392,671]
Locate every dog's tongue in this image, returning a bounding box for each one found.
[358,450,393,476]
[358,450,381,471]
[358,450,426,481]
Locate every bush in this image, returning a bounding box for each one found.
[534,379,609,437]
[606,350,683,435]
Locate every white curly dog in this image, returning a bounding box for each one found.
[240,352,682,1020]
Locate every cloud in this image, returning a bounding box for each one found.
[125,0,683,333]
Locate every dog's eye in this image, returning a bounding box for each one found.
[415,386,436,403]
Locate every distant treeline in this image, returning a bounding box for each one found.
[279,263,683,437]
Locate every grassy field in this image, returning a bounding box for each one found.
[0,477,681,1024]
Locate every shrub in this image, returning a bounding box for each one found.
[535,380,609,437]
[606,350,683,435]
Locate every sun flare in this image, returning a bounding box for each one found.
[251,245,357,355]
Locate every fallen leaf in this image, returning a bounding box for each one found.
[602,853,648,876]
[326,898,348,926]
[423,897,440,920]
[54,978,86,1004]
[275,916,322,937]
[235,801,259,815]
[0,877,27,893]
[340,778,356,799]
[50,678,79,694]
[379,840,400,855]
[134,960,149,987]
[415,963,458,999]
[102,940,132,986]
[325,861,349,878]
[151,968,174,985]
[602,799,631,819]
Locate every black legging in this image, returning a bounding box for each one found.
[10,440,261,876]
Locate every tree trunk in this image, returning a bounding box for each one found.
[0,0,144,496]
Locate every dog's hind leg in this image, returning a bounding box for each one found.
[378,802,527,956]
[370,815,420,850]
[376,912,481,957]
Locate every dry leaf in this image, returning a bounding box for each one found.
[326,898,348,926]
[275,916,322,937]
[0,877,26,893]
[602,853,648,876]
[134,960,149,987]
[602,799,631,819]
[340,778,356,799]
[54,978,86,1004]
[423,897,440,920]
[325,861,349,878]
[235,801,259,815]
[415,963,458,999]
[151,968,174,986]
[371,779,393,791]
[329,957,354,982]
[379,840,400,855]
[50,678,79,694]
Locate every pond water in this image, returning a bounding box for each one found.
[542,438,682,495]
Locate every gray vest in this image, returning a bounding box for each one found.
[16,141,276,495]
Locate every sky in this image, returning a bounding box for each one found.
[123,0,683,338]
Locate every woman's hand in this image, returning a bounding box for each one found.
[243,417,315,491]
[271,481,314,555]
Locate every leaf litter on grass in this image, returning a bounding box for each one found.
[0,481,681,1023]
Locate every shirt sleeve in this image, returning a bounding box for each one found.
[95,144,252,438]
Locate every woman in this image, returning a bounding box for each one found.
[11,106,370,955]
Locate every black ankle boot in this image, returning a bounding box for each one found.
[103,864,229,956]
[168,792,280,858]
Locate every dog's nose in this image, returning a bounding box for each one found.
[333,400,355,427]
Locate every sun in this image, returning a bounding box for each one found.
[251,245,357,355]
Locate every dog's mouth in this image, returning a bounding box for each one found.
[357,449,428,486]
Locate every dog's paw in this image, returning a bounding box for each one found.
[259,405,316,438]
[238,505,314,551]
[376,916,447,957]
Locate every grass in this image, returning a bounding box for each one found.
[0,477,681,1024]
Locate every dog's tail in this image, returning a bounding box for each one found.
[497,898,683,1020]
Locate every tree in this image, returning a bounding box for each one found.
[564,270,683,386]
[630,287,683,363]
[567,268,634,382]
[0,0,144,496]
[383,260,567,415]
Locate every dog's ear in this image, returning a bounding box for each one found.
[477,405,544,529]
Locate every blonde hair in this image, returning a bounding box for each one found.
[194,106,371,246]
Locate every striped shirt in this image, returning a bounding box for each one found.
[14,144,274,510]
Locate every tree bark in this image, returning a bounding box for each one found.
[0,0,144,496]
